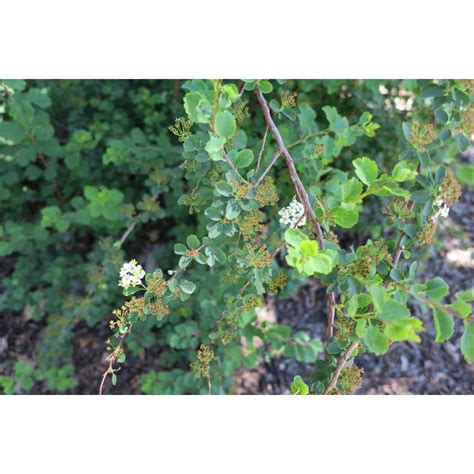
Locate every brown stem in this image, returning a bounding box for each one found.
[324,341,359,394]
[254,150,281,188]
[255,87,325,248]
[119,221,137,247]
[255,125,269,173]
[99,326,132,395]
[255,86,337,346]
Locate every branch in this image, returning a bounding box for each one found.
[209,123,249,183]
[255,86,337,341]
[255,125,269,173]
[323,341,359,394]
[255,87,325,248]
[99,243,206,394]
[99,326,132,395]
[254,150,281,188]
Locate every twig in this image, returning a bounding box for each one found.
[99,326,132,395]
[255,126,269,173]
[209,123,249,183]
[255,86,337,344]
[119,221,137,247]
[254,150,281,188]
[255,87,325,248]
[287,128,329,149]
[323,341,359,394]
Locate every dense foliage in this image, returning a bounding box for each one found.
[0,79,472,395]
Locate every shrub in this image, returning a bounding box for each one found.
[0,79,472,394]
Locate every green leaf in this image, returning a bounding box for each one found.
[402,122,412,142]
[353,157,379,185]
[179,280,196,295]
[215,110,236,140]
[225,199,240,219]
[215,181,233,197]
[369,285,386,312]
[392,161,418,182]
[342,178,363,203]
[455,133,470,153]
[284,228,308,247]
[186,234,200,249]
[259,80,273,94]
[184,92,210,123]
[298,103,316,134]
[364,325,389,355]
[3,79,26,91]
[421,84,444,99]
[290,375,309,395]
[205,133,226,161]
[460,322,474,363]
[234,149,254,168]
[195,99,212,123]
[424,277,449,300]
[449,298,471,319]
[380,300,410,321]
[0,121,27,145]
[332,208,359,229]
[384,317,423,343]
[356,319,367,337]
[323,106,348,130]
[433,309,454,343]
[123,286,142,296]
[311,253,334,275]
[300,240,318,256]
[174,243,188,255]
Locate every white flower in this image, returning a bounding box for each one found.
[118,259,145,289]
[433,199,450,220]
[278,199,306,228]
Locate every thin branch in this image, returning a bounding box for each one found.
[255,86,337,347]
[119,221,137,247]
[209,123,249,183]
[287,128,329,149]
[324,342,359,394]
[255,125,269,173]
[255,87,325,248]
[99,243,206,394]
[99,326,132,395]
[254,150,281,188]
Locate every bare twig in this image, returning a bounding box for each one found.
[254,150,281,188]
[255,126,269,173]
[255,86,337,345]
[119,221,137,247]
[287,128,329,149]
[324,341,359,394]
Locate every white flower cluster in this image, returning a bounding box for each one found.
[433,198,450,220]
[278,199,306,228]
[118,259,145,289]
